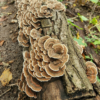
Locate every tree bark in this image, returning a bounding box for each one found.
[35,11,96,100]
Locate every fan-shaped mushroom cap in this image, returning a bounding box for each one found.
[28,68,34,77]
[40,5,51,17]
[25,85,37,98]
[30,50,35,60]
[23,51,30,59]
[23,65,30,78]
[86,61,97,74]
[49,61,65,71]
[86,65,97,76]
[59,54,69,63]
[48,43,65,59]
[86,61,97,69]
[87,75,97,83]
[53,2,66,11]
[18,80,23,91]
[22,81,27,91]
[17,33,28,44]
[35,76,51,82]
[42,54,50,62]
[30,29,40,39]
[44,65,66,77]
[20,73,25,81]
[34,64,42,78]
[32,58,37,66]
[86,61,98,83]
[30,37,35,45]
[29,63,34,71]
[38,35,50,48]
[44,38,60,50]
[41,70,51,78]
[26,76,42,92]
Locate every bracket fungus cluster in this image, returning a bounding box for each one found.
[18,36,69,98]
[86,61,98,83]
[16,0,68,98]
[16,0,66,47]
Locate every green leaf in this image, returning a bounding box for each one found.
[97,76,100,82]
[90,0,98,3]
[89,17,97,25]
[74,37,87,47]
[79,16,88,21]
[77,13,88,22]
[93,40,100,45]
[67,19,83,30]
[85,56,90,59]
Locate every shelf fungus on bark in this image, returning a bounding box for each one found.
[18,35,69,98]
[86,61,98,83]
[16,0,68,98]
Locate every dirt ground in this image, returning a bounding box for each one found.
[0,1,24,100]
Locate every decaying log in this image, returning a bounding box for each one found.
[35,11,96,100]
[74,21,100,96]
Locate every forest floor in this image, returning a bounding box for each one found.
[0,0,100,100]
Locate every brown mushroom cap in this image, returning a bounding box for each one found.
[48,43,65,59]
[38,35,50,48]
[86,65,97,76]
[53,2,66,11]
[87,75,97,83]
[44,65,66,77]
[23,51,30,59]
[41,70,51,78]
[25,85,37,98]
[86,61,97,75]
[26,76,42,92]
[30,29,40,39]
[49,60,65,71]
[29,63,34,71]
[34,64,42,78]
[44,38,60,50]
[42,54,50,62]
[35,76,51,82]
[86,61,98,83]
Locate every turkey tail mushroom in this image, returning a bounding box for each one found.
[86,61,98,83]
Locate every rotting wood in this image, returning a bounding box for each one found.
[74,21,100,96]
[36,11,96,100]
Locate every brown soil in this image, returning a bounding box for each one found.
[0,1,24,100]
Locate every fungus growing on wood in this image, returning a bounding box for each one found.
[18,35,69,98]
[16,0,68,98]
[86,61,98,83]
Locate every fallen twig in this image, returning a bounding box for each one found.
[0,88,11,97]
[7,83,17,87]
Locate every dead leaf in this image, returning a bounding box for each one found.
[0,68,12,86]
[2,62,9,66]
[0,17,7,22]
[2,6,8,10]
[0,40,5,46]
[76,32,80,39]
[8,60,14,64]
